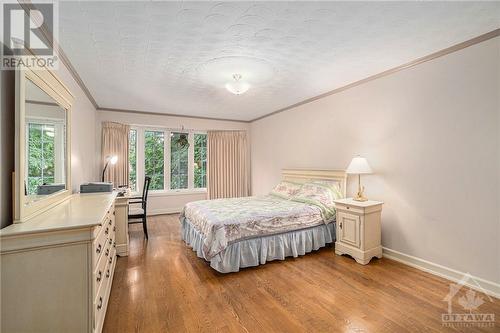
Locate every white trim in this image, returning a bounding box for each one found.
[147,207,183,216]
[165,130,171,190]
[382,247,500,299]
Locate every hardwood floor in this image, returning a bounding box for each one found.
[103,214,499,333]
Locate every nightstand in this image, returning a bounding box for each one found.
[333,198,383,265]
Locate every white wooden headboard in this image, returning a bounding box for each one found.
[282,169,347,198]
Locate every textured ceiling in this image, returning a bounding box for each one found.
[58,1,500,121]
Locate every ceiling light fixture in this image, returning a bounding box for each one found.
[225,73,250,95]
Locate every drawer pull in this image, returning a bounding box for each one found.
[109,256,113,264]
[106,269,110,278]
[109,238,112,245]
[113,226,116,232]
[340,222,343,229]
[113,211,115,216]
[97,270,102,282]
[105,227,109,235]
[346,206,350,210]
[96,244,102,254]
[108,219,112,226]
[97,297,103,310]
[113,241,116,248]
[105,248,110,257]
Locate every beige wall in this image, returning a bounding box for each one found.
[96,110,250,214]
[251,37,500,283]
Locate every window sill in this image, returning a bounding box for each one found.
[139,188,207,197]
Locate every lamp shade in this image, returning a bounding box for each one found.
[346,156,372,174]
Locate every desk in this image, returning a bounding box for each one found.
[115,190,130,256]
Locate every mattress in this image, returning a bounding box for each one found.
[180,195,335,260]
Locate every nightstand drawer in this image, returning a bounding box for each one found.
[337,212,361,248]
[335,204,365,215]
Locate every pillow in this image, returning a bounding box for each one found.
[291,182,339,220]
[270,181,302,199]
[310,180,344,200]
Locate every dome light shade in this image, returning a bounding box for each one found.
[225,74,250,95]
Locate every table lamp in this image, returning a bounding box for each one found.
[346,156,372,201]
[102,155,118,182]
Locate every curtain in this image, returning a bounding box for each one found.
[101,122,130,187]
[207,130,250,199]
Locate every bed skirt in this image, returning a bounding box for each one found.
[180,217,336,273]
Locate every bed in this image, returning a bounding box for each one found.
[179,169,346,273]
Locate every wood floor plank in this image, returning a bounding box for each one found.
[103,214,500,333]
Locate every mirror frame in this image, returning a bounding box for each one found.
[14,66,74,223]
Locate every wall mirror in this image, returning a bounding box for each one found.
[14,66,74,222]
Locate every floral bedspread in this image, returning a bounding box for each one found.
[180,195,334,259]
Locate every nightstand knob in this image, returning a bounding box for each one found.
[346,206,350,210]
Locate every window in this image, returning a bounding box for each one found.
[194,133,207,188]
[144,130,164,190]
[131,127,207,193]
[170,132,189,189]
[27,123,55,195]
[128,129,137,191]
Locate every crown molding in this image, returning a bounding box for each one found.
[97,107,251,124]
[250,28,500,123]
[56,47,99,109]
[17,0,99,109]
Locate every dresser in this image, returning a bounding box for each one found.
[0,192,121,333]
[334,198,383,265]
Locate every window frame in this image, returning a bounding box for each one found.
[128,128,138,192]
[193,132,207,189]
[143,128,167,191]
[25,117,66,195]
[131,126,207,195]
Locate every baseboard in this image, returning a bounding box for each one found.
[147,207,182,216]
[383,247,500,299]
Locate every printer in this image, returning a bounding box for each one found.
[80,182,113,193]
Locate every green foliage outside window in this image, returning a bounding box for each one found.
[194,134,207,188]
[129,129,137,191]
[27,123,55,195]
[170,132,188,189]
[144,130,164,190]
[135,130,207,192]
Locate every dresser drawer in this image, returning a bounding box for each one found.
[93,246,108,295]
[105,247,116,284]
[93,275,108,333]
[93,216,114,265]
[93,229,106,265]
[94,247,116,333]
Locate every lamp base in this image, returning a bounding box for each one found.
[354,183,368,202]
[353,195,368,202]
